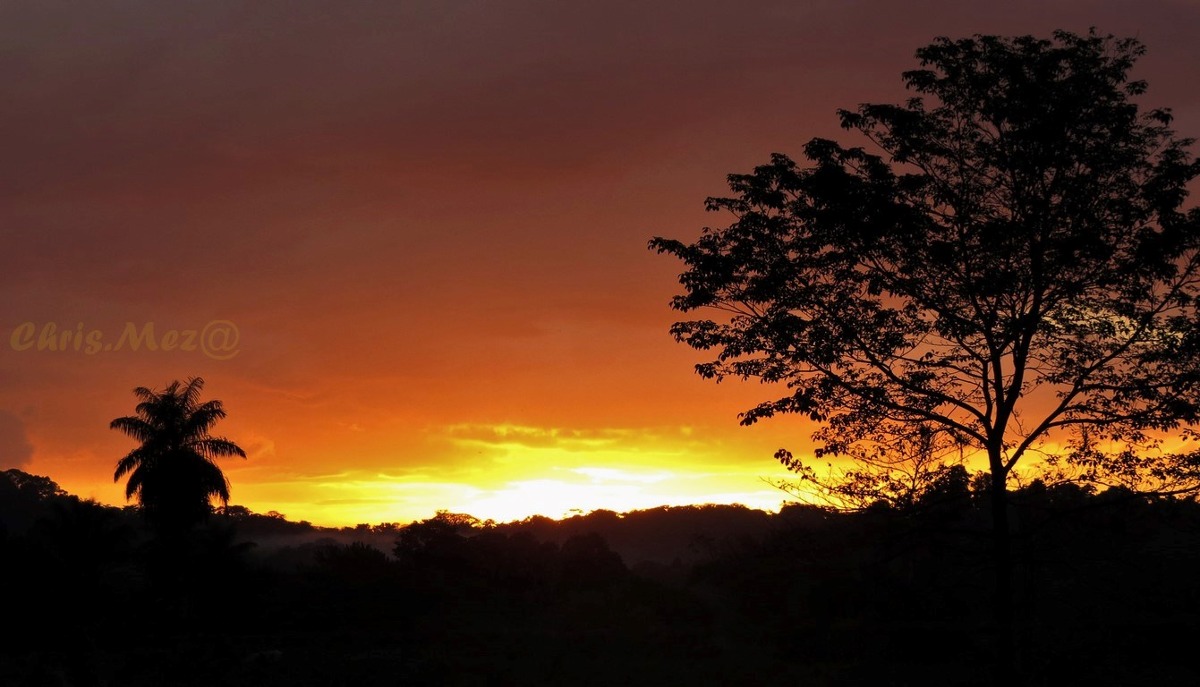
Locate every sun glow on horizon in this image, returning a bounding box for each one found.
[29,420,810,529]
[219,461,798,527]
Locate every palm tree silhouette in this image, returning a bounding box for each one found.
[111,377,246,533]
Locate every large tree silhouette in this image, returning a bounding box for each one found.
[651,30,1200,679]
[112,377,245,533]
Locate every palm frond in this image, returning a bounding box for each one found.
[185,400,227,436]
[134,399,168,422]
[180,377,205,409]
[130,386,158,404]
[124,468,145,500]
[114,447,152,481]
[194,437,247,460]
[198,460,233,504]
[110,416,155,442]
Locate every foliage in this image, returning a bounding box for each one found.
[2,469,67,501]
[773,425,973,512]
[0,469,71,534]
[111,377,246,532]
[651,29,1200,500]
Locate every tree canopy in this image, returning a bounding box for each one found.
[651,30,1200,502]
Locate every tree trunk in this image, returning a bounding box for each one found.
[990,467,1016,685]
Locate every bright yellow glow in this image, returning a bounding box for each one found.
[224,466,793,527]
[446,466,791,523]
[188,421,803,526]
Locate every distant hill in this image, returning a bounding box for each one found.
[1,468,791,568]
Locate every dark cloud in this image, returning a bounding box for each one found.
[0,411,34,470]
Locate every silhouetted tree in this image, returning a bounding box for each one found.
[1,469,72,533]
[2,469,67,501]
[651,30,1200,680]
[111,377,246,534]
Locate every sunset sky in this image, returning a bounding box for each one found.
[3,1,1199,526]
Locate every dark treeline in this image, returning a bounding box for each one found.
[3,467,1199,685]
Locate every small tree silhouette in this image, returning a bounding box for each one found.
[111,377,246,534]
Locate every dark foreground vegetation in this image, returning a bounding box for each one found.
[3,467,1199,686]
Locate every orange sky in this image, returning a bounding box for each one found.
[3,1,1199,526]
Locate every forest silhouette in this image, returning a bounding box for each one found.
[6,28,1200,686]
[3,466,1200,685]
